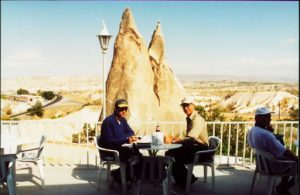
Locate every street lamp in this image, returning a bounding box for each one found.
[97,20,112,120]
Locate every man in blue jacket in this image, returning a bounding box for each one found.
[99,99,141,182]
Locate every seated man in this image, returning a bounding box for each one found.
[247,107,298,195]
[165,96,209,190]
[98,99,142,182]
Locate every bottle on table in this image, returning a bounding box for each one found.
[155,122,160,132]
[152,121,164,146]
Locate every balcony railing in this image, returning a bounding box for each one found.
[1,120,298,167]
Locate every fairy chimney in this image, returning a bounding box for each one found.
[149,21,186,121]
[103,8,187,128]
[105,8,159,127]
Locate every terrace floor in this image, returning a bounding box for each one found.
[0,162,297,195]
[1,143,298,195]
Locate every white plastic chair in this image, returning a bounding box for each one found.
[16,135,46,189]
[129,155,174,195]
[94,136,127,195]
[0,154,17,195]
[185,136,221,193]
[250,148,297,195]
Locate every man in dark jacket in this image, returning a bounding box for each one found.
[99,99,141,182]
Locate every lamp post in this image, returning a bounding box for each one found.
[97,20,112,120]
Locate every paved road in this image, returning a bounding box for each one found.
[10,95,63,117]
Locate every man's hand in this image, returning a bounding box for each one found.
[164,135,173,144]
[172,136,182,143]
[128,136,139,143]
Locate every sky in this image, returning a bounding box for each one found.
[1,1,299,82]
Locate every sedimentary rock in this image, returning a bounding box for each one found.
[148,21,186,121]
[103,8,186,128]
[105,8,159,127]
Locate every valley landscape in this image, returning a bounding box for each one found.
[1,75,298,122]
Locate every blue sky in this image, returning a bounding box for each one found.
[1,1,299,81]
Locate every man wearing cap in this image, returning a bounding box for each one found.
[165,96,209,190]
[99,99,141,182]
[247,107,298,195]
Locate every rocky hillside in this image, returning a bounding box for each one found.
[221,91,298,114]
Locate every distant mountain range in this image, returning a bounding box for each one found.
[177,74,298,83]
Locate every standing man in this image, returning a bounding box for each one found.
[98,99,141,181]
[165,96,209,190]
[247,107,298,195]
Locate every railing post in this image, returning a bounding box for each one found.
[242,124,247,166]
[235,123,239,166]
[227,123,231,165]
[220,123,223,164]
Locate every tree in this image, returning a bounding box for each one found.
[27,101,44,117]
[41,91,55,100]
[17,88,29,95]
[207,107,225,121]
[195,105,225,121]
[195,105,208,120]
[289,108,299,121]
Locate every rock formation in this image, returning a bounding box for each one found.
[221,91,299,114]
[103,8,186,128]
[149,21,186,121]
[105,8,159,127]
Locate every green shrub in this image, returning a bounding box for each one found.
[17,88,29,95]
[41,91,55,100]
[27,101,44,117]
[72,123,96,143]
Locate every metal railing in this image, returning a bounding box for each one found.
[1,120,298,166]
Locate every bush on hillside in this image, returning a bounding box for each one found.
[41,91,55,100]
[27,101,44,117]
[17,88,29,95]
[72,123,95,143]
[289,108,299,121]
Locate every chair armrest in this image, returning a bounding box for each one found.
[17,146,41,153]
[271,159,298,171]
[193,149,216,163]
[95,145,120,162]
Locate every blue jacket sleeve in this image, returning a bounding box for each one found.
[100,117,134,147]
[123,119,135,138]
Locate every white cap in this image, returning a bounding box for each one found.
[255,107,273,116]
[180,96,195,106]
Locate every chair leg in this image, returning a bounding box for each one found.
[250,170,257,194]
[6,172,16,195]
[163,173,172,195]
[37,160,45,189]
[185,164,194,194]
[106,163,111,181]
[97,165,103,190]
[6,161,17,195]
[267,176,276,195]
[204,165,207,183]
[120,163,127,195]
[132,180,141,195]
[163,178,168,195]
[211,163,215,192]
